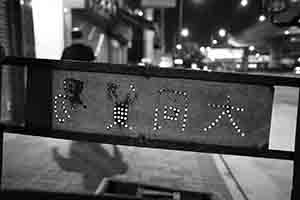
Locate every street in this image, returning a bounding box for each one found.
[1,85,298,200]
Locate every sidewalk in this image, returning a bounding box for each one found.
[2,133,233,199]
[219,155,293,200]
[213,86,297,200]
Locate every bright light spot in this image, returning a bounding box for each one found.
[297,57,300,62]
[203,66,212,72]
[174,58,183,65]
[20,0,24,5]
[248,63,257,69]
[259,15,266,22]
[218,28,226,37]
[295,66,300,74]
[64,8,69,13]
[236,64,241,69]
[207,48,244,60]
[212,39,218,45]
[181,28,189,37]
[176,44,182,50]
[291,37,297,42]
[191,63,199,70]
[227,37,245,47]
[240,0,248,7]
[159,57,173,68]
[73,27,80,31]
[134,9,143,16]
[206,46,211,51]
[138,62,145,66]
[284,30,290,35]
[249,45,255,51]
[141,57,151,64]
[255,53,260,57]
[200,46,205,53]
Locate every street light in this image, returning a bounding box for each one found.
[284,30,290,35]
[218,28,226,38]
[212,39,218,45]
[176,44,182,50]
[259,15,266,22]
[240,0,248,7]
[249,45,255,51]
[181,28,189,37]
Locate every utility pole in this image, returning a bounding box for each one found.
[178,0,183,34]
[160,8,165,54]
[173,0,183,55]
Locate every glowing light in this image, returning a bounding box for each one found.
[141,57,151,64]
[249,45,255,51]
[218,28,226,37]
[259,15,266,22]
[176,44,182,50]
[284,30,290,35]
[255,53,260,57]
[200,46,205,53]
[298,57,300,62]
[174,58,183,65]
[207,48,244,60]
[181,28,189,37]
[203,66,209,71]
[291,37,297,42]
[191,63,199,70]
[134,9,143,16]
[73,27,80,31]
[240,0,248,7]
[159,56,173,68]
[212,39,218,45]
[248,63,257,69]
[295,66,300,74]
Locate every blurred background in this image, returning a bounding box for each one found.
[0,0,299,200]
[0,0,299,72]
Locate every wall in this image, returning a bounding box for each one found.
[32,0,64,59]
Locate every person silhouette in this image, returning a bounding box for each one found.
[52,43,128,192]
[61,43,95,61]
[52,143,128,191]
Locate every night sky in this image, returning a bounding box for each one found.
[164,0,262,51]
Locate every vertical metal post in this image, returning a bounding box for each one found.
[174,0,183,53]
[0,47,4,189]
[6,0,25,124]
[292,89,300,200]
[178,0,183,35]
[160,8,165,54]
[143,8,154,61]
[0,124,3,189]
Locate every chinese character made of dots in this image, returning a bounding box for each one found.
[153,88,189,133]
[201,95,246,137]
[106,82,138,130]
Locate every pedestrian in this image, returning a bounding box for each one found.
[61,43,95,61]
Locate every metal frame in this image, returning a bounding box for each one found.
[0,56,299,199]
